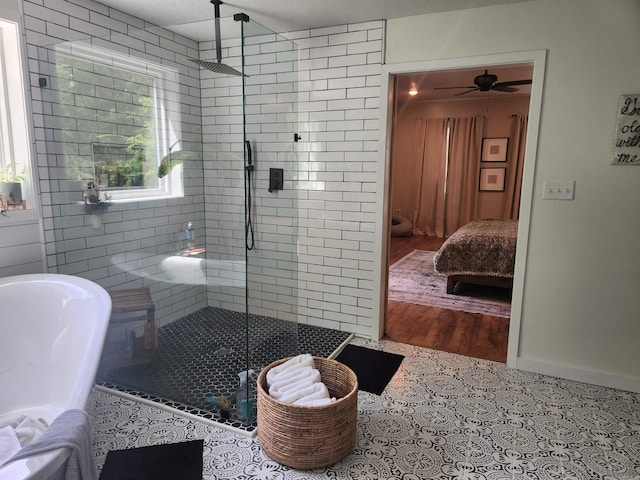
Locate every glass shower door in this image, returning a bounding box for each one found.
[238,17,301,424]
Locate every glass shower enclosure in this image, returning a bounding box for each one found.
[35,10,302,429]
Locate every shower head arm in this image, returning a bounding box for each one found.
[211,0,223,64]
[189,0,244,76]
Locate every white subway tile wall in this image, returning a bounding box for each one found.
[23,0,382,338]
[24,0,207,327]
[201,21,381,335]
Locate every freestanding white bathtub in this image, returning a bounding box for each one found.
[0,274,111,479]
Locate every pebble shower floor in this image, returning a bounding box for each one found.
[97,307,351,432]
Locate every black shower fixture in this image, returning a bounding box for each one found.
[188,0,248,76]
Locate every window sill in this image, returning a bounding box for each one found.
[0,207,39,225]
[110,192,183,204]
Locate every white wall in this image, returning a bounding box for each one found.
[0,0,45,277]
[386,0,640,390]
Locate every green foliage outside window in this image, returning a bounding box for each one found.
[55,55,160,191]
[0,162,26,183]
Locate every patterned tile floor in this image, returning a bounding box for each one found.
[87,337,640,479]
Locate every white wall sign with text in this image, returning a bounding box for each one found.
[611,94,640,165]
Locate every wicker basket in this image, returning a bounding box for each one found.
[257,356,358,469]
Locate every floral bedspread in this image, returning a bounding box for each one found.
[433,219,518,277]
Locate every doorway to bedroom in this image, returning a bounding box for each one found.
[383,62,534,363]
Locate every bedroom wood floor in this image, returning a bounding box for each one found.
[384,235,510,363]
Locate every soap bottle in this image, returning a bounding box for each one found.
[236,369,255,424]
[185,222,194,250]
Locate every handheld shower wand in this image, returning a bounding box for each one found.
[245,140,254,250]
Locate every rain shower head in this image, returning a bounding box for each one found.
[189,0,246,77]
[189,58,243,76]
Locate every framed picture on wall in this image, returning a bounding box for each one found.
[481,137,509,162]
[479,167,506,191]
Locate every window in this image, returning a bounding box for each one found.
[51,42,184,203]
[0,17,33,212]
[92,143,148,189]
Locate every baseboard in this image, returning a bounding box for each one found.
[515,357,640,393]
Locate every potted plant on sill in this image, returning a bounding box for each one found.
[83,181,112,228]
[0,162,26,210]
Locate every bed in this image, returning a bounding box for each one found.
[433,219,517,294]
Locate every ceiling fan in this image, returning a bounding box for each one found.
[435,69,532,96]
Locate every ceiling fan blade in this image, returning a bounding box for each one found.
[454,88,479,97]
[433,85,476,90]
[493,79,532,88]
[491,85,518,93]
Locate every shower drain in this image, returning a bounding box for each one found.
[214,346,233,355]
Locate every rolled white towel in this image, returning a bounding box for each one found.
[291,382,329,404]
[294,397,336,407]
[269,364,315,388]
[269,369,321,400]
[266,354,314,386]
[278,380,328,405]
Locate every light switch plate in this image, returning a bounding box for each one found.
[543,180,575,200]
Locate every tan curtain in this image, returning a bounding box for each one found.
[444,116,485,236]
[502,115,528,220]
[411,118,448,237]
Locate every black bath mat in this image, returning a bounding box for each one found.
[335,345,404,395]
[99,439,203,480]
